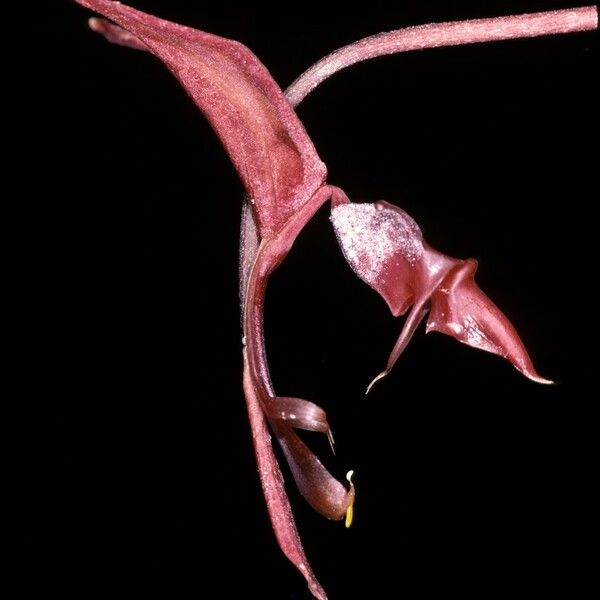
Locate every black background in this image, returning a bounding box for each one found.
[22,1,596,598]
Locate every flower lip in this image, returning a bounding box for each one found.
[332,201,552,387]
[427,258,554,385]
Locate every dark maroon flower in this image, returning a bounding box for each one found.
[71,2,597,597]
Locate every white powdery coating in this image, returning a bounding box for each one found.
[330,203,424,286]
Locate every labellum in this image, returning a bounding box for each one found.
[71,2,597,598]
[329,201,553,392]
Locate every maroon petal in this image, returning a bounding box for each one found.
[75,0,326,237]
[366,305,429,394]
[275,424,355,521]
[265,396,335,449]
[427,259,552,384]
[242,365,329,600]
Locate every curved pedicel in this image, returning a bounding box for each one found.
[286,7,598,107]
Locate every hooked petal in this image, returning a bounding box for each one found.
[75,0,326,237]
[275,424,354,521]
[427,259,552,384]
[366,305,429,393]
[265,396,334,449]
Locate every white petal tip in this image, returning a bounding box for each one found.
[529,374,555,385]
[519,367,554,385]
[366,370,389,394]
[88,17,103,32]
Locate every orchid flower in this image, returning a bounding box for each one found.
[72,2,597,598]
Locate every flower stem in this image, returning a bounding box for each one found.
[286,6,598,106]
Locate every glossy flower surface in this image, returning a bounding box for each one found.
[331,201,552,390]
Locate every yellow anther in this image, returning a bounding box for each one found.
[345,470,355,528]
[345,503,354,528]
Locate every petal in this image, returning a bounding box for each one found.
[275,424,355,521]
[426,259,552,384]
[265,396,334,449]
[242,365,328,600]
[75,0,326,237]
[366,305,429,393]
